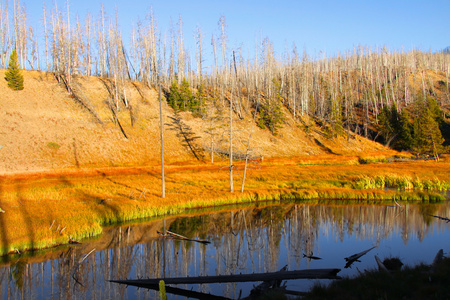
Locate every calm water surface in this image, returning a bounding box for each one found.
[1,200,449,299]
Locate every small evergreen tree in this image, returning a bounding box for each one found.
[426,96,444,129]
[412,106,445,160]
[193,81,206,117]
[377,103,402,147]
[4,49,24,91]
[377,106,395,146]
[389,102,400,132]
[257,78,284,135]
[329,95,344,137]
[180,78,194,111]
[168,78,203,116]
[168,80,182,112]
[395,109,413,151]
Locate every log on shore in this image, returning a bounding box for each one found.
[110,268,341,287]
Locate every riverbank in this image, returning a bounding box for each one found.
[1,153,450,256]
[302,255,450,300]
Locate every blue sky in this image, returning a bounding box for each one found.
[22,0,450,63]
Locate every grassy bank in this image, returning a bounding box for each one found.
[302,256,450,300]
[1,154,449,256]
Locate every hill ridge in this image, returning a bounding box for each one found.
[0,70,392,175]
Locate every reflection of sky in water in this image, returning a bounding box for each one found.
[1,202,449,299]
[198,208,450,298]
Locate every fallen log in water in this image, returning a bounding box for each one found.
[110,268,341,287]
[344,246,376,268]
[157,230,211,244]
[428,214,450,223]
[303,253,322,260]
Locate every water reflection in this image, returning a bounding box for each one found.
[1,201,449,299]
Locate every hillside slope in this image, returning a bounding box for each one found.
[0,70,392,175]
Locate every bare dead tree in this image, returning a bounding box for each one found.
[159,83,165,198]
[229,81,234,193]
[177,15,185,83]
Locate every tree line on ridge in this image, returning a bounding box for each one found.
[1,1,449,158]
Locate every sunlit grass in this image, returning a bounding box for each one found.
[352,174,450,191]
[1,154,449,255]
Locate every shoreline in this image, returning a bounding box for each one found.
[1,155,450,256]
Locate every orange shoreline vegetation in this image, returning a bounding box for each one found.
[1,153,449,256]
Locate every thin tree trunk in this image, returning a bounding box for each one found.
[229,82,234,193]
[241,87,259,193]
[159,84,165,198]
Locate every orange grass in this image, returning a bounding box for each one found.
[1,155,449,255]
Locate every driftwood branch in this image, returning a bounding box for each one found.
[303,253,322,260]
[72,248,96,287]
[110,268,341,286]
[157,230,211,245]
[428,214,450,223]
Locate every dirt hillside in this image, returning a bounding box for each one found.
[0,70,391,175]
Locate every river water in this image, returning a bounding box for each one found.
[1,200,449,299]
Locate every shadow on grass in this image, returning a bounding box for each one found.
[0,178,9,257]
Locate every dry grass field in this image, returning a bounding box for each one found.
[0,70,392,175]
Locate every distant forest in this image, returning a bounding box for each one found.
[2,1,450,157]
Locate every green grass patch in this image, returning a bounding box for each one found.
[352,174,450,191]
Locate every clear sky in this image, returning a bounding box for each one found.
[21,0,450,63]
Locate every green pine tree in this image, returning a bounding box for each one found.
[330,95,344,137]
[4,49,24,91]
[168,80,182,112]
[180,78,194,111]
[389,102,400,132]
[192,81,206,117]
[168,78,203,116]
[426,96,444,129]
[257,79,285,135]
[377,106,394,146]
[377,103,401,147]
[394,109,413,151]
[412,107,445,160]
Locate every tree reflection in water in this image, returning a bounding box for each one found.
[0,201,449,299]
